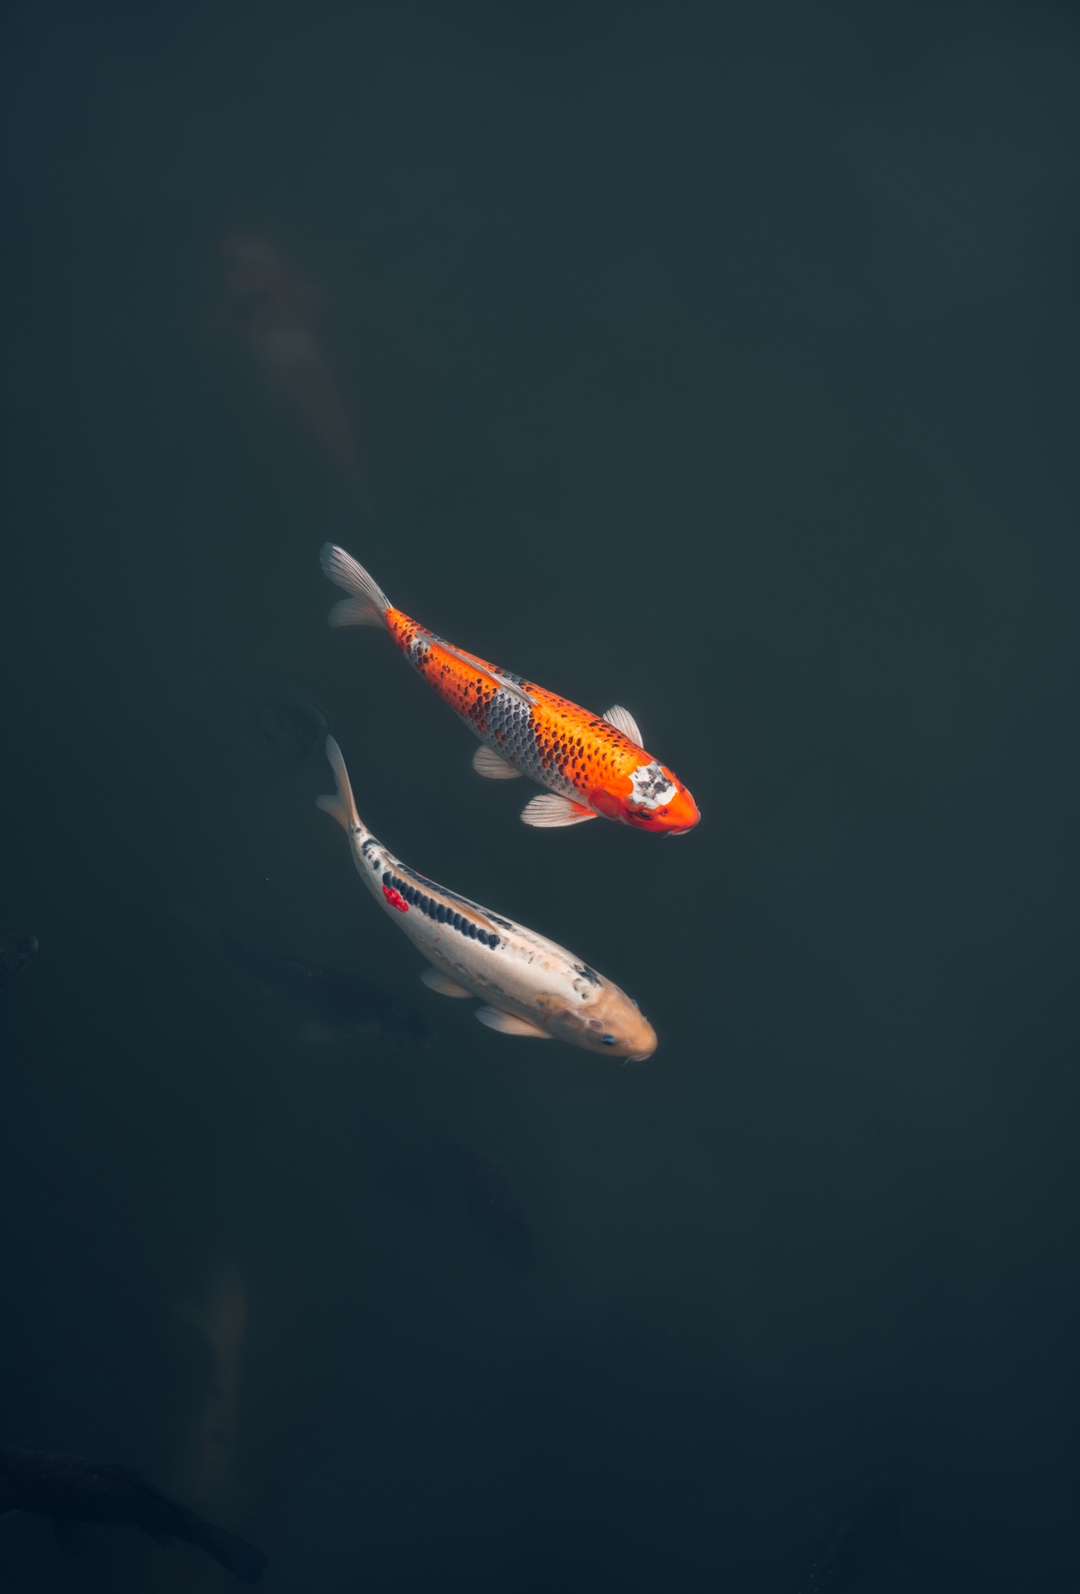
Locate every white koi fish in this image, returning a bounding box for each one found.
[316,737,657,1060]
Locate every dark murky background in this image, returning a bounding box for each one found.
[3,3,1079,1589]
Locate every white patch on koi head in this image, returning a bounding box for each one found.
[629,761,678,810]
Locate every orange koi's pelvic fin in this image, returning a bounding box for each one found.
[520,794,598,829]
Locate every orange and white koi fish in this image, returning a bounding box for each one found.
[320,545,700,834]
[317,736,657,1059]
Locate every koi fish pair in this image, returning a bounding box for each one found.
[316,545,700,1061]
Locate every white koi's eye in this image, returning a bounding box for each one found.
[601,1034,617,1046]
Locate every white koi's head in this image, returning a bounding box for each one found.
[541,975,657,1062]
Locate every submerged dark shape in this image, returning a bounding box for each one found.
[255,686,328,777]
[0,1447,266,1583]
[181,1265,248,1509]
[800,1467,916,1592]
[0,933,38,989]
[226,937,431,1047]
[221,230,368,500]
[420,1138,540,1276]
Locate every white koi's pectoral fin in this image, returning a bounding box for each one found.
[602,704,644,746]
[472,745,522,780]
[520,794,598,829]
[420,968,472,998]
[475,1007,552,1038]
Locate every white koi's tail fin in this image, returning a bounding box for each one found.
[316,735,365,834]
[320,544,392,628]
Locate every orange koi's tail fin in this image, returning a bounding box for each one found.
[320,544,391,629]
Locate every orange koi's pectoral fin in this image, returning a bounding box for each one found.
[520,794,598,829]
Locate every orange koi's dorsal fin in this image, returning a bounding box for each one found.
[427,634,535,707]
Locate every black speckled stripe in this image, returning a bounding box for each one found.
[398,863,483,913]
[382,869,501,949]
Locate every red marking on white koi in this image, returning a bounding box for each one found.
[383,885,409,913]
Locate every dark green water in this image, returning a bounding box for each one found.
[3,4,1079,1589]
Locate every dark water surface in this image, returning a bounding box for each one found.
[4,4,1079,1589]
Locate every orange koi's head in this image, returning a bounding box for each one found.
[591,763,701,835]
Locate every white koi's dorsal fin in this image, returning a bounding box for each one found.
[420,968,472,998]
[427,634,535,707]
[321,544,392,627]
[603,704,643,746]
[472,745,522,780]
[520,794,598,829]
[475,1007,552,1038]
[316,735,363,833]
